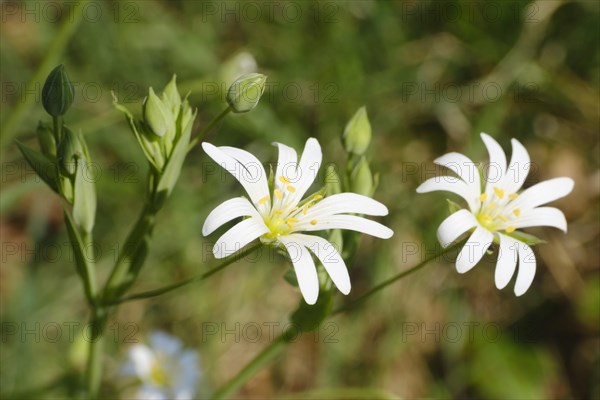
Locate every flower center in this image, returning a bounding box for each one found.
[150,361,170,387]
[476,187,520,233]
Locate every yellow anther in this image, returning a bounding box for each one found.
[487,202,497,209]
[479,193,488,202]
[287,185,296,193]
[513,208,521,217]
[279,176,291,184]
[509,193,518,200]
[310,219,318,225]
[494,187,505,199]
[286,217,299,223]
[505,226,516,233]
[274,189,283,200]
[314,195,323,201]
[498,215,508,222]
[258,196,269,205]
[303,205,309,215]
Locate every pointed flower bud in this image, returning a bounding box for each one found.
[343,106,372,155]
[144,87,172,137]
[42,64,75,117]
[161,75,181,117]
[226,73,267,113]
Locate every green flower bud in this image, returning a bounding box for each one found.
[161,75,181,117]
[343,106,371,155]
[144,87,172,137]
[325,164,342,195]
[226,73,267,113]
[220,51,258,87]
[57,126,84,176]
[350,157,374,196]
[42,64,74,117]
[36,120,56,158]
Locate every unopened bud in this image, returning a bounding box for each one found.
[42,64,75,117]
[144,87,172,137]
[36,121,56,158]
[57,126,84,176]
[343,106,371,155]
[350,157,374,196]
[226,73,267,113]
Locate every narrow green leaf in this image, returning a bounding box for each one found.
[64,211,95,303]
[446,199,463,214]
[16,141,60,193]
[509,230,547,246]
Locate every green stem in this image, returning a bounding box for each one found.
[332,241,463,315]
[212,335,287,400]
[211,241,462,398]
[104,243,261,305]
[52,115,62,143]
[187,106,232,151]
[84,307,106,399]
[0,0,90,149]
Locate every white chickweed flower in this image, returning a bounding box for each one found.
[417,133,574,296]
[201,138,394,304]
[121,331,200,400]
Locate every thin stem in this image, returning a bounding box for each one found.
[52,115,62,143]
[187,106,232,151]
[104,243,261,305]
[332,241,463,315]
[212,335,287,400]
[0,0,90,149]
[84,307,106,399]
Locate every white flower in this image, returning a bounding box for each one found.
[417,133,574,296]
[121,331,200,400]
[201,138,394,304]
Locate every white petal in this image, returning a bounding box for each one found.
[279,236,320,304]
[273,142,298,186]
[508,177,574,211]
[292,234,351,295]
[304,193,389,220]
[514,241,536,296]
[481,133,507,193]
[417,176,479,212]
[297,215,393,239]
[495,233,518,289]
[213,217,268,259]
[455,226,493,273]
[202,197,262,236]
[201,143,270,213]
[295,138,322,200]
[436,209,478,248]
[434,152,481,200]
[509,207,568,232]
[128,344,154,379]
[148,331,182,356]
[502,138,530,194]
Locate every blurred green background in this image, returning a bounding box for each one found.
[1,0,598,398]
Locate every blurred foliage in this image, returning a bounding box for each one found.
[1,0,598,399]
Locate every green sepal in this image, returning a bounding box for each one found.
[508,231,547,246]
[283,269,299,287]
[288,290,333,334]
[446,199,463,214]
[342,106,371,156]
[36,121,56,158]
[73,159,96,233]
[325,164,342,195]
[16,141,60,193]
[42,64,74,117]
[154,107,197,207]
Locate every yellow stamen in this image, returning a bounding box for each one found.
[513,208,521,217]
[498,215,508,222]
[494,187,505,199]
[303,205,309,215]
[273,209,283,215]
[487,202,497,209]
[314,195,323,201]
[310,219,318,225]
[479,193,488,202]
[509,193,518,200]
[258,196,269,205]
[279,176,291,184]
[274,189,283,200]
[479,215,492,223]
[286,217,299,223]
[287,185,296,192]
[505,226,516,233]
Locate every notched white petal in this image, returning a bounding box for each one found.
[279,236,320,304]
[213,217,268,259]
[202,197,261,236]
[495,234,518,289]
[436,209,477,248]
[514,241,536,296]
[455,226,493,273]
